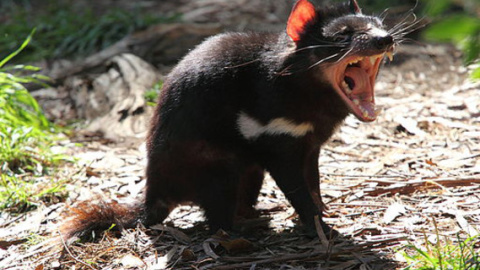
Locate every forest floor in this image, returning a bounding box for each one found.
[1,0,480,269]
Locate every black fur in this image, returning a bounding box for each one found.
[144,1,374,234]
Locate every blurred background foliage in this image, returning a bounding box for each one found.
[0,0,177,63]
[421,0,479,77]
[0,0,478,78]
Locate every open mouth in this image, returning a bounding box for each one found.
[327,50,394,122]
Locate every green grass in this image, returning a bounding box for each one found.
[0,31,71,213]
[399,220,480,270]
[0,1,178,63]
[0,175,68,212]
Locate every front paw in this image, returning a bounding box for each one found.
[301,215,338,239]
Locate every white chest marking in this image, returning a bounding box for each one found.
[237,112,314,140]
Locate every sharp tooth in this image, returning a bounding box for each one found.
[369,56,376,65]
[349,57,363,65]
[363,111,369,119]
[353,98,360,105]
[342,81,352,94]
[386,52,394,61]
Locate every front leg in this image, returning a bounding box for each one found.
[260,138,331,235]
[304,147,325,213]
[303,147,332,235]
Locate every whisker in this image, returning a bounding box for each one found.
[276,46,349,76]
[307,52,342,70]
[389,15,415,34]
[293,44,347,54]
[379,8,391,22]
[306,46,354,71]
[388,5,419,34]
[388,0,423,38]
[334,47,356,64]
[224,59,260,69]
[311,38,349,46]
[389,13,412,31]
[391,17,426,39]
[276,64,295,76]
[390,17,427,42]
[394,37,426,46]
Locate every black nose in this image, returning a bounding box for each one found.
[374,35,394,50]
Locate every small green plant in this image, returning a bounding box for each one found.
[0,31,70,212]
[144,80,163,106]
[0,175,67,212]
[399,220,480,270]
[25,233,48,247]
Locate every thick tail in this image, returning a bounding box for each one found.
[59,199,144,242]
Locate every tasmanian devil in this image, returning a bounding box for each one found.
[62,0,399,239]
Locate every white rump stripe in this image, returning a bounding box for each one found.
[237,112,314,140]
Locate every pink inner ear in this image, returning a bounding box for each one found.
[350,0,362,14]
[287,0,316,42]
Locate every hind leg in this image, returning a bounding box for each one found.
[144,197,171,226]
[145,141,246,232]
[144,155,174,226]
[235,165,264,219]
[197,163,241,232]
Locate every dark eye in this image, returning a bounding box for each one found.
[334,34,350,43]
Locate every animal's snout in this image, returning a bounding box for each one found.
[374,35,394,50]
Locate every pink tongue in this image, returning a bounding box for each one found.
[344,67,376,119]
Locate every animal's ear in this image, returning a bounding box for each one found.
[350,0,362,14]
[287,0,316,42]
